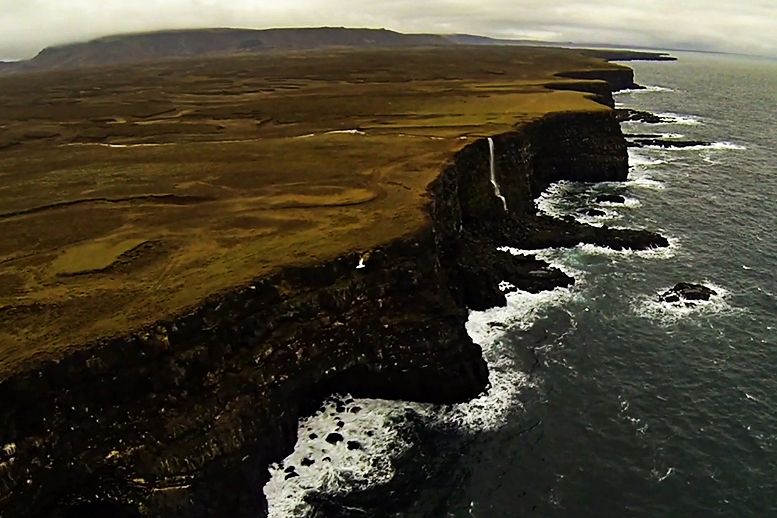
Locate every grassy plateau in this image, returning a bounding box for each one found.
[0,46,624,373]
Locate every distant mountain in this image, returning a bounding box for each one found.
[0,27,674,75]
[444,34,573,47]
[3,27,453,74]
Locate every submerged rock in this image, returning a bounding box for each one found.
[629,138,710,148]
[615,109,673,124]
[659,283,718,304]
[578,208,607,217]
[595,194,626,204]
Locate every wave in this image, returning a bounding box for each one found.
[642,141,747,151]
[536,180,646,224]
[628,149,668,168]
[633,281,740,325]
[654,112,704,126]
[598,196,642,208]
[616,85,675,94]
[535,183,618,224]
[266,256,576,516]
[264,395,415,517]
[576,236,679,260]
[625,168,666,191]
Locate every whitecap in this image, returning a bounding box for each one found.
[265,397,414,517]
[628,149,668,168]
[625,170,666,191]
[643,141,746,151]
[634,281,739,325]
[597,196,642,208]
[616,85,675,94]
[654,112,704,126]
[576,237,678,260]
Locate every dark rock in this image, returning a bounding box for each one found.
[615,109,673,124]
[594,194,626,204]
[578,208,607,217]
[659,283,717,304]
[629,138,709,149]
[346,441,362,451]
[325,433,344,445]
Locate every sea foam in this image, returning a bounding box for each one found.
[265,254,575,516]
[634,281,739,325]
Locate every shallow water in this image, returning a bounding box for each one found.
[265,52,777,517]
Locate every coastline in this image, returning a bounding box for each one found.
[0,51,670,516]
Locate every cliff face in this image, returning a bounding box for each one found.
[556,67,641,92]
[0,106,665,516]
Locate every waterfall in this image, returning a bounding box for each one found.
[488,137,509,212]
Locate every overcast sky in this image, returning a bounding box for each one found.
[1,0,776,60]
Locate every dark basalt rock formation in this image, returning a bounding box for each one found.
[556,68,642,93]
[0,88,670,516]
[660,283,718,304]
[628,138,710,149]
[615,109,674,124]
[595,194,626,204]
[578,208,608,217]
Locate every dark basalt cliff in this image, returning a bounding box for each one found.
[557,67,642,93]
[0,82,667,517]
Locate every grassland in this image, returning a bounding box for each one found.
[0,46,620,373]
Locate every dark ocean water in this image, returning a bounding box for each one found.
[265,52,777,517]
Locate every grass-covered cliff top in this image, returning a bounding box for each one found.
[0,46,619,371]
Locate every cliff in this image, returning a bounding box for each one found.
[0,114,666,518]
[0,47,669,516]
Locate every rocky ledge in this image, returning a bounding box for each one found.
[0,81,668,517]
[660,283,718,305]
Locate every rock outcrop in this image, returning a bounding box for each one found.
[0,79,668,516]
[660,283,718,304]
[628,138,710,148]
[615,108,674,124]
[595,194,627,204]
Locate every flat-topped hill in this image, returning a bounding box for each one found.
[0,27,675,74]
[0,45,626,373]
[15,28,450,72]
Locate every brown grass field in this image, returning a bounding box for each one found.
[0,46,620,373]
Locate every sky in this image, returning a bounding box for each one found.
[1,0,776,60]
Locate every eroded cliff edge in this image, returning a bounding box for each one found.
[0,75,667,517]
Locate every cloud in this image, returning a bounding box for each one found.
[0,0,775,60]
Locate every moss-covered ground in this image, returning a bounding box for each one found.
[0,46,620,371]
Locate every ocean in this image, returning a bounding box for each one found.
[265,51,777,517]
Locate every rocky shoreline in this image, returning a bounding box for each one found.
[0,67,668,516]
